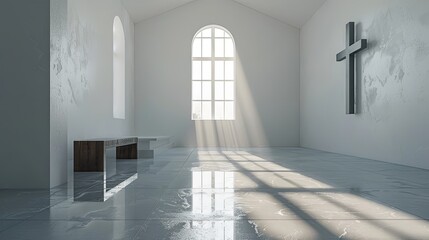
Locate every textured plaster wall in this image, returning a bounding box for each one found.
[49,0,135,187]
[300,0,429,169]
[51,0,68,188]
[65,0,135,162]
[134,0,300,147]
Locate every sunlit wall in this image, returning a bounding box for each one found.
[134,0,300,147]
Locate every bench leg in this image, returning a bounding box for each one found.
[74,141,105,172]
[116,143,138,159]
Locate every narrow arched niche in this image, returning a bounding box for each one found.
[113,16,125,119]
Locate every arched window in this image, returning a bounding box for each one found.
[192,25,235,120]
[113,16,125,119]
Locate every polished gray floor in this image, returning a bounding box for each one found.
[1,147,429,239]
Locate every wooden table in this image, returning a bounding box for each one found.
[74,137,138,172]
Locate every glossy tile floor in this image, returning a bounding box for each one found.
[1,148,429,239]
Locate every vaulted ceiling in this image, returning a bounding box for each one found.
[122,0,327,28]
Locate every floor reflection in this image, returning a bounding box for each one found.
[192,171,234,239]
[74,160,138,202]
[190,221,234,240]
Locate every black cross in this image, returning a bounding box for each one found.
[336,22,367,114]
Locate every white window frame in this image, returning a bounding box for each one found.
[192,25,236,121]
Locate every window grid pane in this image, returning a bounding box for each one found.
[215,81,224,100]
[215,61,224,80]
[202,28,212,37]
[202,39,211,57]
[193,39,202,57]
[225,38,234,57]
[192,61,201,80]
[215,39,224,57]
[215,28,224,37]
[202,61,211,80]
[202,101,212,120]
[202,81,212,100]
[192,101,202,120]
[215,101,225,120]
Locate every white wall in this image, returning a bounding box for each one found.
[65,0,135,160]
[301,0,429,169]
[134,0,300,147]
[49,0,135,188]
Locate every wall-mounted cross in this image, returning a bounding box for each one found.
[336,22,367,114]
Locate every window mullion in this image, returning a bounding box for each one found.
[200,36,203,119]
[211,27,215,120]
[223,37,226,119]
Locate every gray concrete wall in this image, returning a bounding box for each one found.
[0,0,51,188]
